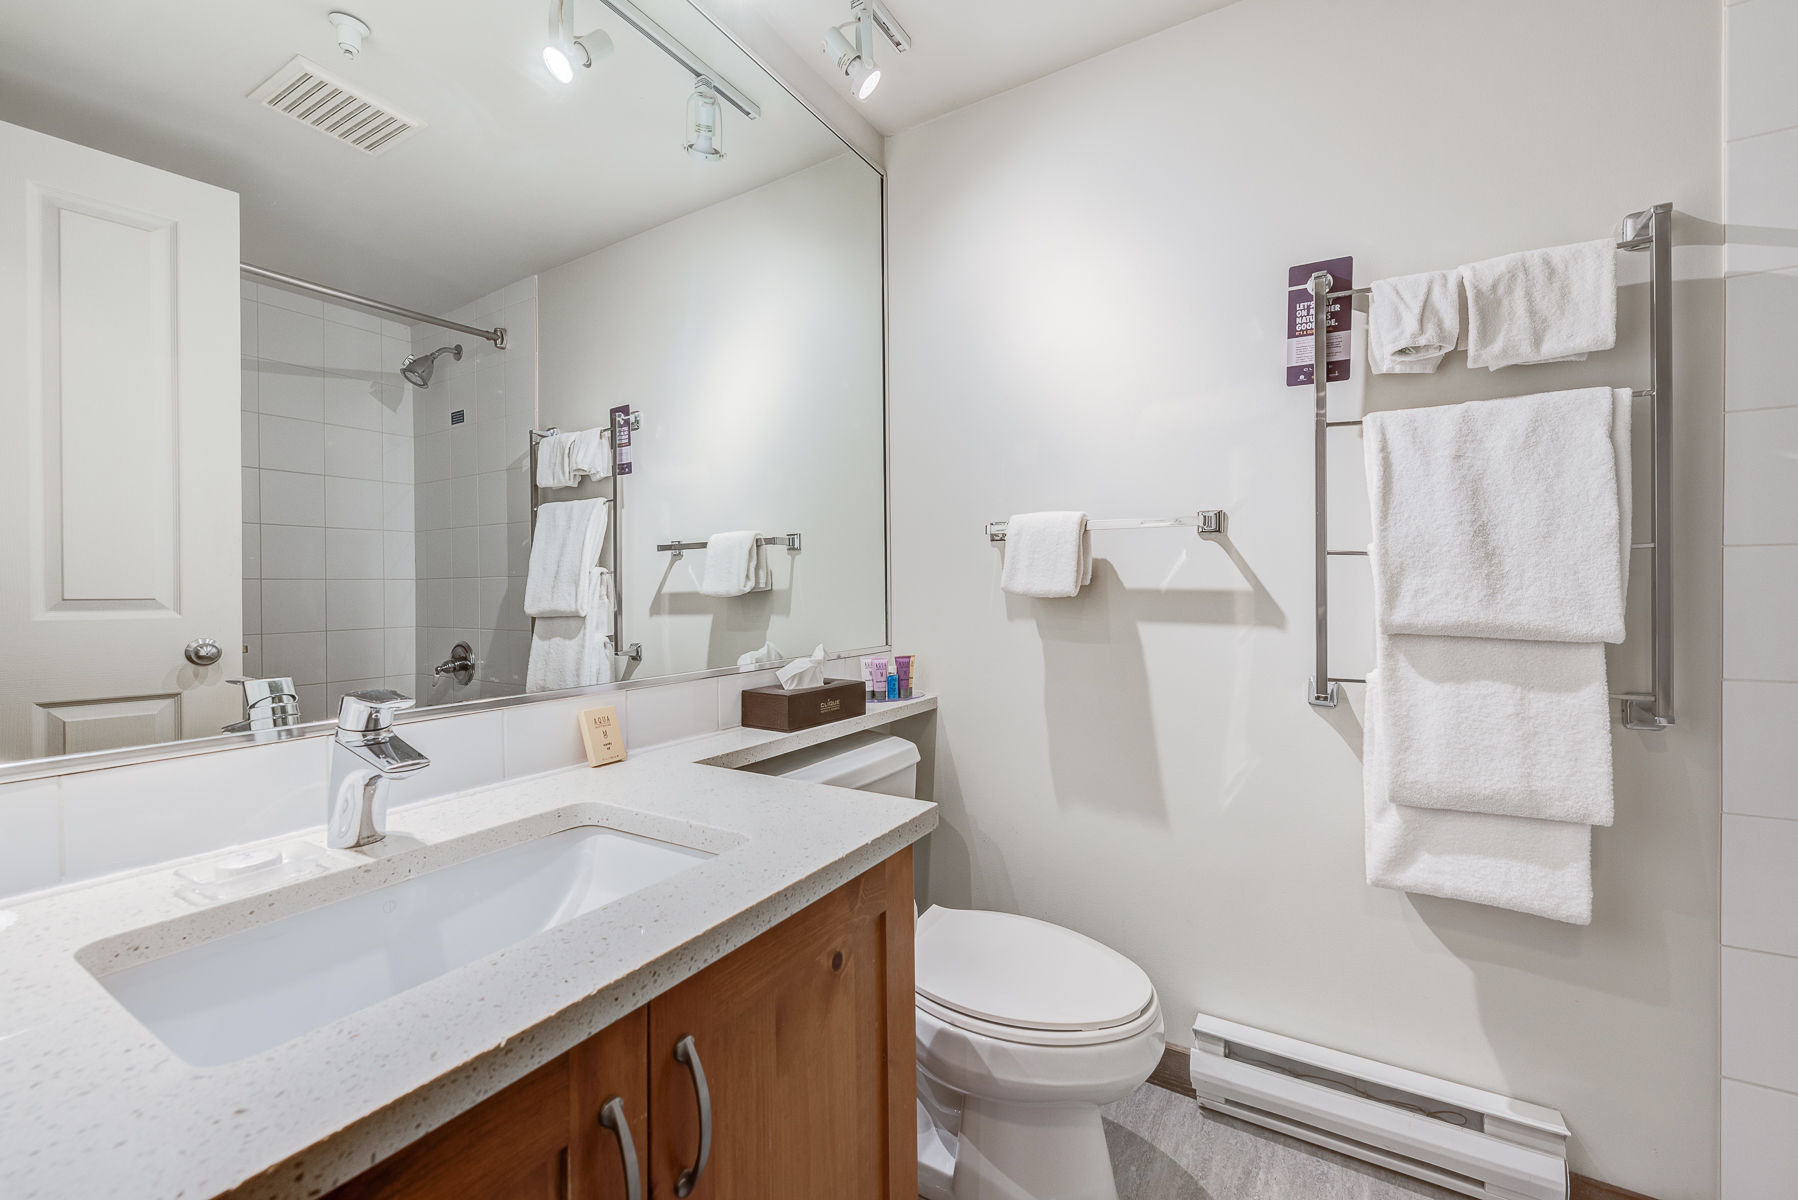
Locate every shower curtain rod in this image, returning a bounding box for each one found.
[239,263,508,349]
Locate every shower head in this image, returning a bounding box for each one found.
[400,344,462,388]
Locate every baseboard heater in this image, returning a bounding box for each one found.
[1189,1013,1569,1200]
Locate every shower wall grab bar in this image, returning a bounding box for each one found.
[984,511,1226,542]
[240,263,507,349]
[529,425,642,664]
[657,534,802,554]
[1306,202,1674,731]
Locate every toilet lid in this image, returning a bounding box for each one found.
[914,907,1155,1032]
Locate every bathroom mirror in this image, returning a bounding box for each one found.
[0,0,887,768]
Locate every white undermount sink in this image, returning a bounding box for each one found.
[93,826,713,1067]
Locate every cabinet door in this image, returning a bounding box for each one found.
[326,1007,648,1200]
[648,848,915,1199]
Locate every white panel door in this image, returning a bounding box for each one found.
[0,119,241,762]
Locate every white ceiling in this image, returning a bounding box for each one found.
[0,0,855,311]
[744,0,1245,135]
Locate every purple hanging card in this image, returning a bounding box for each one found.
[1286,256,1353,386]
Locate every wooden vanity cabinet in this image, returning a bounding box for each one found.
[324,848,914,1200]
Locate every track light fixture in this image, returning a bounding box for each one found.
[685,78,725,162]
[822,0,910,102]
[542,0,615,84]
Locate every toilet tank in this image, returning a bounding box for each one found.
[747,731,921,798]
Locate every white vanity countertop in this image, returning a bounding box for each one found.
[0,695,937,1200]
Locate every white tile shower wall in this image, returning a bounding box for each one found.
[412,278,537,708]
[1723,2,1798,1193]
[885,1,1722,1195]
[0,657,864,896]
[241,280,416,723]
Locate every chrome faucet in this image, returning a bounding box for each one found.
[327,690,431,850]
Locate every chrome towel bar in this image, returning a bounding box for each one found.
[985,511,1226,542]
[1306,202,1674,731]
[657,534,802,554]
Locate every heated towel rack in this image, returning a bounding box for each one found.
[529,421,643,664]
[1306,202,1674,731]
[985,511,1226,541]
[656,533,803,554]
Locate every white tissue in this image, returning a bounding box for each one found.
[737,641,783,671]
[776,644,827,691]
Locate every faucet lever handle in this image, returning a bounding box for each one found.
[337,689,415,734]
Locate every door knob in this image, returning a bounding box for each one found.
[184,638,224,667]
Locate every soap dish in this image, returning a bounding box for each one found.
[174,842,329,906]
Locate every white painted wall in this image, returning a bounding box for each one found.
[886,1,1722,1195]
[538,153,887,676]
[1719,1,1798,1194]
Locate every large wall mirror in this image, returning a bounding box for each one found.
[0,0,886,769]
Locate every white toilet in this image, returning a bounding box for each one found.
[756,733,1165,1200]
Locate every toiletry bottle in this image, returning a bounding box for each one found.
[887,671,899,702]
[861,657,878,701]
[895,654,913,699]
[869,656,889,702]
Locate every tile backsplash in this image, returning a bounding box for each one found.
[0,659,868,902]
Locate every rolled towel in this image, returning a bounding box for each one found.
[1461,238,1617,370]
[1365,387,1631,644]
[568,427,613,481]
[1373,633,1614,825]
[523,498,609,618]
[1363,672,1594,925]
[535,432,577,489]
[1368,270,1460,374]
[699,531,763,598]
[999,512,1092,599]
[527,569,615,692]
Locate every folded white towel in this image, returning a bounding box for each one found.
[568,427,613,481]
[1363,673,1594,925]
[699,531,764,598]
[999,512,1092,599]
[1368,270,1460,374]
[1365,387,1632,644]
[535,432,577,489]
[526,569,615,692]
[523,498,609,618]
[1373,634,1614,825]
[1461,238,1617,370]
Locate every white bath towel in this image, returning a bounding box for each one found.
[699,531,764,598]
[1368,270,1460,374]
[1363,673,1594,925]
[523,498,609,618]
[568,427,613,481]
[1373,634,1614,825]
[1365,387,1632,645]
[527,569,615,692]
[999,512,1093,599]
[1461,239,1617,370]
[535,432,577,489]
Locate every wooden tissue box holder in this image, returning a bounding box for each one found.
[741,679,866,732]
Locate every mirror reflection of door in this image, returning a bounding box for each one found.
[0,120,243,760]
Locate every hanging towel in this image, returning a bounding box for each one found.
[1363,673,1594,925]
[1365,387,1632,644]
[1372,634,1614,825]
[524,498,609,618]
[699,531,764,598]
[535,432,577,489]
[1368,270,1460,374]
[568,427,613,481]
[527,569,615,692]
[999,512,1092,599]
[1461,238,1617,370]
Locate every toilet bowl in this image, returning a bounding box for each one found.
[914,905,1165,1200]
[751,736,1162,1199]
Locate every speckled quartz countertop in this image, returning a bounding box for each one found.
[0,695,936,1200]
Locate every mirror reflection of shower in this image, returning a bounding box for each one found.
[400,343,462,388]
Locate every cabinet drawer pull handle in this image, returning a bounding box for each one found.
[598,1096,641,1200]
[672,1035,712,1197]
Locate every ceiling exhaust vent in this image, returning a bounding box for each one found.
[247,55,423,155]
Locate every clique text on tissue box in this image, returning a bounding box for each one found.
[741,680,866,732]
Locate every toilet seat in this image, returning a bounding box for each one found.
[914,906,1155,1037]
